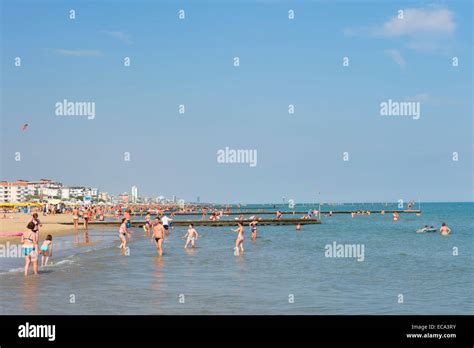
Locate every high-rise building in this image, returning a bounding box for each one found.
[131,186,138,203]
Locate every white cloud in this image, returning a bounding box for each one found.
[343,7,457,55]
[104,31,133,45]
[380,8,455,37]
[385,49,406,68]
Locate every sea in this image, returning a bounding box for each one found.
[0,202,472,315]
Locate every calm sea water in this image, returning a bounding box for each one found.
[0,203,472,314]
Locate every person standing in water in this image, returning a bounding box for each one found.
[183,224,199,249]
[72,207,79,230]
[231,222,245,256]
[39,234,53,266]
[392,212,399,221]
[249,218,258,241]
[152,219,165,256]
[83,208,90,230]
[21,222,38,276]
[144,213,152,236]
[161,214,171,235]
[440,223,452,236]
[118,218,130,251]
[124,209,131,229]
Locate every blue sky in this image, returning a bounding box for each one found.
[1,0,472,203]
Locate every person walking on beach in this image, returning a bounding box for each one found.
[118,218,130,251]
[183,224,199,249]
[440,223,452,236]
[21,222,38,276]
[276,210,282,219]
[72,207,79,230]
[39,234,53,266]
[231,222,245,256]
[249,218,258,241]
[152,219,165,256]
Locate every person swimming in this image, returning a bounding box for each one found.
[231,222,245,256]
[21,222,38,276]
[440,223,452,236]
[183,224,199,249]
[295,223,301,231]
[39,234,53,266]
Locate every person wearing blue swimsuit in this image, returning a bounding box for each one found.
[21,222,38,276]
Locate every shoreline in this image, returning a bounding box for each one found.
[0,213,94,245]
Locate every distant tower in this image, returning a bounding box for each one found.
[131,186,138,203]
[172,195,176,203]
[197,196,200,203]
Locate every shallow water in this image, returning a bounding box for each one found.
[0,203,472,314]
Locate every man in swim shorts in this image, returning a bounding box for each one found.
[183,224,199,249]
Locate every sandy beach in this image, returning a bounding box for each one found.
[0,213,86,245]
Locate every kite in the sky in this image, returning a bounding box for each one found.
[21,123,28,131]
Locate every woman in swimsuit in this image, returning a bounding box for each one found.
[151,219,165,256]
[231,222,245,256]
[39,234,53,266]
[83,208,90,230]
[72,207,79,230]
[21,222,38,276]
[118,218,130,251]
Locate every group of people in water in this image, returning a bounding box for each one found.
[117,210,259,257]
[18,203,454,275]
[20,213,54,276]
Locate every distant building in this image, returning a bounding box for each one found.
[61,187,70,200]
[0,181,29,202]
[131,186,138,203]
[99,192,109,202]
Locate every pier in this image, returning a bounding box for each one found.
[59,218,322,227]
[134,209,421,216]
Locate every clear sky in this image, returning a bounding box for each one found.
[1,0,472,203]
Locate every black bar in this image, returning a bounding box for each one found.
[0,315,472,347]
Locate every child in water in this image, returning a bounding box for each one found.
[39,234,53,266]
